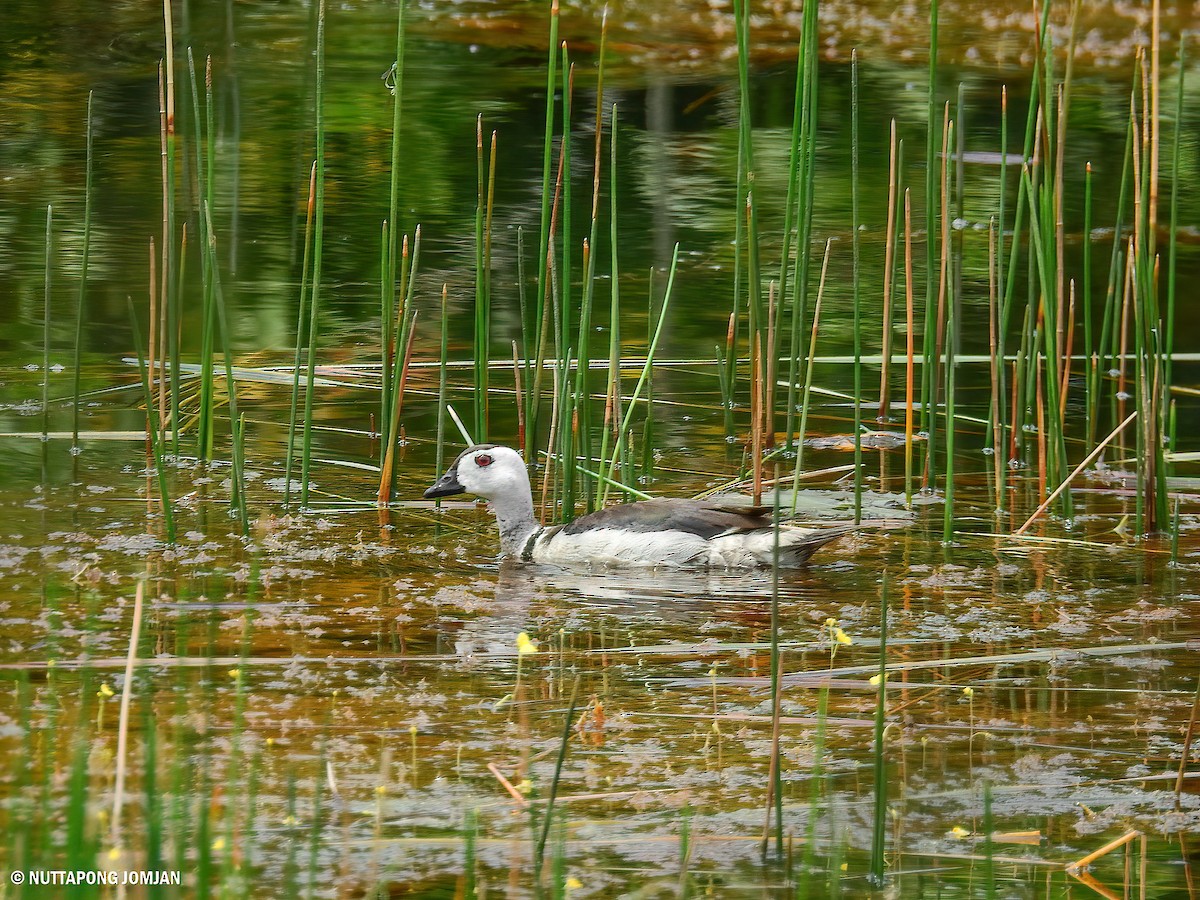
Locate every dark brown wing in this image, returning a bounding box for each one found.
[560,498,771,540]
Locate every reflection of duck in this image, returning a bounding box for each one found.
[424,444,859,568]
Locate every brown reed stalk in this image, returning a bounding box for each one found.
[751,331,763,506]
[1117,239,1134,437]
[1060,280,1075,421]
[923,102,952,492]
[377,313,418,504]
[147,239,158,438]
[879,119,898,421]
[1055,86,1067,379]
[904,190,915,504]
[1036,360,1047,505]
[988,218,1002,508]
[765,282,776,450]
[513,341,526,452]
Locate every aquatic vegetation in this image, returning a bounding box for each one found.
[0,0,1196,895]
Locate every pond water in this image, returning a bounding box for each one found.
[0,0,1198,897]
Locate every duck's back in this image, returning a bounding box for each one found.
[560,498,770,539]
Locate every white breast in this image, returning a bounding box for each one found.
[532,527,712,568]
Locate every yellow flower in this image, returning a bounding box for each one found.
[228,669,240,680]
[869,673,889,686]
[98,683,115,698]
[516,632,539,655]
[962,687,974,698]
[566,877,583,889]
[376,785,387,796]
[834,627,853,646]
[516,779,532,795]
[824,617,837,627]
[950,826,971,839]
[107,847,121,861]
[212,837,225,851]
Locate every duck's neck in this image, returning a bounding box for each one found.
[490,493,539,558]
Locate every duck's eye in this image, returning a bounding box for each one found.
[475,454,493,467]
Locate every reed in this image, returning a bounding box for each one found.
[942,116,956,543]
[878,120,898,423]
[791,239,832,498]
[920,0,940,453]
[598,246,679,492]
[71,93,94,450]
[379,231,420,503]
[1164,37,1185,397]
[284,162,317,511]
[782,0,820,447]
[869,575,889,885]
[435,285,449,504]
[533,677,580,886]
[386,0,407,318]
[191,51,217,461]
[299,0,327,511]
[525,0,559,464]
[596,105,623,508]
[903,190,915,506]
[851,50,863,524]
[128,297,175,542]
[160,3,180,456]
[474,119,496,445]
[203,200,251,536]
[42,206,52,446]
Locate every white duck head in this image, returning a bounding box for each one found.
[424,444,538,555]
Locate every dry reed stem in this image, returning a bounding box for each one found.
[1015,410,1138,535]
[1066,829,1142,874]
[512,340,525,451]
[1060,279,1075,421]
[486,761,530,808]
[147,238,158,442]
[879,119,898,420]
[110,580,145,858]
[377,311,418,504]
[904,190,915,499]
[988,219,1002,505]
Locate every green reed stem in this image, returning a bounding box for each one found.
[851,50,863,524]
[203,202,249,536]
[1164,36,1185,401]
[528,0,559,463]
[601,246,679,490]
[161,7,180,456]
[1083,161,1094,452]
[783,0,820,446]
[921,0,939,447]
[1020,166,1072,519]
[942,117,956,542]
[790,239,830,499]
[766,473,784,857]
[42,205,52,444]
[534,677,580,885]
[285,162,317,511]
[300,0,327,510]
[129,297,175,543]
[435,284,449,505]
[72,93,94,449]
[474,118,494,444]
[188,51,215,460]
[597,105,621,509]
[868,575,889,885]
[379,220,391,447]
[386,0,407,295]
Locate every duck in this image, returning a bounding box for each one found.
[424,444,859,568]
